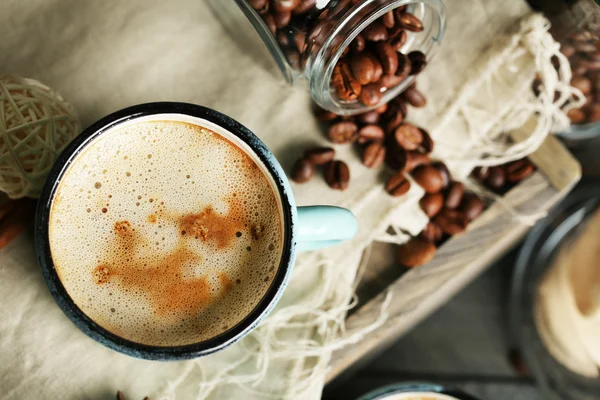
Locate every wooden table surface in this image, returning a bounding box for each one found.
[323,248,544,400]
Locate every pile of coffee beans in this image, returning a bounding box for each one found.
[246,0,428,107]
[331,9,427,106]
[471,158,536,194]
[292,82,429,191]
[533,29,600,125]
[396,161,485,268]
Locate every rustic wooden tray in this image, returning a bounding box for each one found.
[326,133,581,383]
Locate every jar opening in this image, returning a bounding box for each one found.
[309,0,446,115]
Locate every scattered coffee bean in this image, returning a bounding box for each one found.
[357,110,380,124]
[459,193,484,221]
[394,122,423,150]
[420,192,444,218]
[408,51,427,75]
[420,221,443,243]
[291,158,315,183]
[328,121,358,143]
[385,142,408,170]
[485,166,506,190]
[432,161,450,188]
[444,182,464,209]
[396,237,436,267]
[362,142,386,168]
[313,106,338,121]
[303,147,335,165]
[324,160,350,190]
[434,208,468,235]
[505,159,535,183]
[404,151,431,172]
[385,172,411,196]
[358,124,385,142]
[402,87,427,108]
[395,53,412,81]
[419,128,434,153]
[412,165,444,193]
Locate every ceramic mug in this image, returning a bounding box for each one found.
[356,383,481,400]
[35,102,358,360]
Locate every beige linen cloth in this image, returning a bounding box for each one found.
[0,0,568,398]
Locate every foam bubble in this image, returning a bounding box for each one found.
[49,120,284,346]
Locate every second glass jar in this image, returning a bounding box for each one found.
[238,0,446,115]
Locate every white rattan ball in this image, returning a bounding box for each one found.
[0,75,80,199]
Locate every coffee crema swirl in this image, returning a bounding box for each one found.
[49,119,284,346]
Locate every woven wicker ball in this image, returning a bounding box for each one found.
[0,75,80,199]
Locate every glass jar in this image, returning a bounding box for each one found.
[209,0,446,115]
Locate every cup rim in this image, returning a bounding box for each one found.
[355,382,481,400]
[34,102,297,360]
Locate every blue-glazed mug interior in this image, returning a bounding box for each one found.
[35,102,299,360]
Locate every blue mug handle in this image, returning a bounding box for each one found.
[296,206,358,252]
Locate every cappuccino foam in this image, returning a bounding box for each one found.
[49,118,284,346]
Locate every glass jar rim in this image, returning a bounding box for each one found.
[308,0,446,115]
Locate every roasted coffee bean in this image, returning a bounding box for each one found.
[412,165,444,193]
[404,151,430,172]
[485,166,506,190]
[358,83,383,106]
[390,30,408,51]
[420,192,444,217]
[362,142,386,168]
[324,160,350,190]
[571,76,592,94]
[434,208,468,235]
[419,128,434,153]
[444,182,464,209]
[588,103,600,121]
[249,0,269,14]
[383,109,404,132]
[293,31,307,53]
[367,52,384,82]
[420,222,443,243]
[395,53,412,81]
[272,0,300,13]
[570,31,595,42]
[567,108,586,124]
[350,53,376,85]
[408,51,427,75]
[262,13,277,35]
[385,172,411,196]
[313,105,338,121]
[574,41,597,53]
[399,13,424,32]
[382,10,395,28]
[505,159,535,183]
[390,96,408,118]
[277,31,291,47]
[396,237,436,267]
[385,143,408,170]
[402,87,427,108]
[560,43,575,58]
[459,193,484,221]
[351,34,366,53]
[291,158,315,183]
[363,21,388,42]
[375,103,388,113]
[376,42,399,75]
[285,50,300,69]
[328,121,358,143]
[394,122,423,150]
[333,62,362,100]
[472,166,489,181]
[357,110,380,124]
[378,74,404,89]
[358,124,385,142]
[293,0,316,14]
[274,10,292,28]
[303,147,335,165]
[431,161,450,188]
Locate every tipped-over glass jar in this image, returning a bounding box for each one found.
[220,0,445,115]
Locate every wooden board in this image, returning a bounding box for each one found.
[326,133,581,383]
